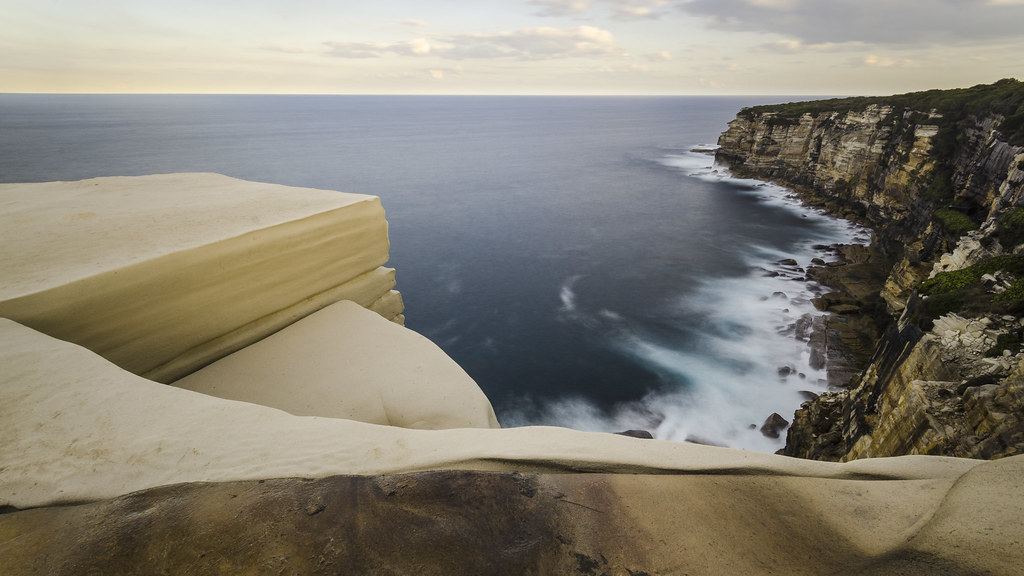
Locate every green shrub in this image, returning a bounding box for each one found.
[1001,111,1024,146]
[934,207,979,235]
[920,291,965,320]
[996,207,1024,249]
[920,254,1024,295]
[743,78,1024,123]
[985,331,1023,357]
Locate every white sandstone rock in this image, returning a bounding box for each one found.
[0,318,985,510]
[0,173,399,382]
[174,300,499,430]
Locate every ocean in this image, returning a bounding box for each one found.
[0,94,867,451]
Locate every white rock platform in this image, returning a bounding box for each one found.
[0,173,402,382]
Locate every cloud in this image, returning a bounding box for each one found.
[678,0,1024,45]
[401,19,430,28]
[609,0,673,20]
[324,26,620,61]
[529,0,674,20]
[756,39,868,53]
[325,38,432,58]
[263,44,319,55]
[428,65,464,79]
[527,0,592,17]
[443,25,620,59]
[644,50,673,61]
[862,54,918,68]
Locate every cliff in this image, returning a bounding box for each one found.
[716,79,1024,461]
[4,172,1022,573]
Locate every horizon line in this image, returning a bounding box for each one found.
[0,91,862,98]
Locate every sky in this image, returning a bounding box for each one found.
[2,0,1022,95]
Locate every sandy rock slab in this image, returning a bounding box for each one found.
[0,173,398,382]
[173,300,499,429]
[3,463,1022,576]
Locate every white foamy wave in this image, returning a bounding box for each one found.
[659,148,870,246]
[512,146,871,452]
[559,275,581,313]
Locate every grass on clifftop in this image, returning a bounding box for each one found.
[740,78,1024,146]
[917,254,1024,322]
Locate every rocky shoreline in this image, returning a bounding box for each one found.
[715,79,1024,461]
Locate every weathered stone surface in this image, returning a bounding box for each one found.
[3,463,1022,576]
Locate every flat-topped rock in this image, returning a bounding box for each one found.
[0,173,400,381]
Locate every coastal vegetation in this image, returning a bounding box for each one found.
[740,79,1024,146]
[917,254,1024,321]
[932,207,978,235]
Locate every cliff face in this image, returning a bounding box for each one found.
[717,104,936,230]
[715,79,1024,461]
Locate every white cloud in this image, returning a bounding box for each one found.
[428,65,464,79]
[527,0,592,17]
[609,0,673,20]
[644,50,673,61]
[262,44,319,55]
[324,26,620,61]
[324,38,434,58]
[443,25,620,60]
[863,54,918,68]
[529,0,674,20]
[401,19,430,28]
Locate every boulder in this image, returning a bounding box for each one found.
[760,413,790,438]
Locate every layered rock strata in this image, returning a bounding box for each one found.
[716,79,1024,461]
[0,173,403,382]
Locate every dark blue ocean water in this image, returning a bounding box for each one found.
[0,95,866,450]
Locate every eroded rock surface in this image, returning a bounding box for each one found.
[4,463,1023,576]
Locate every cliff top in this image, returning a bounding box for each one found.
[741,78,1024,146]
[0,173,378,299]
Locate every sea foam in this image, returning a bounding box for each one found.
[506,147,868,452]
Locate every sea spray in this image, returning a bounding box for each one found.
[505,147,868,452]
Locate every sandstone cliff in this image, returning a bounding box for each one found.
[716,79,1024,461]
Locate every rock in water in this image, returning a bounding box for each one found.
[760,413,790,438]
